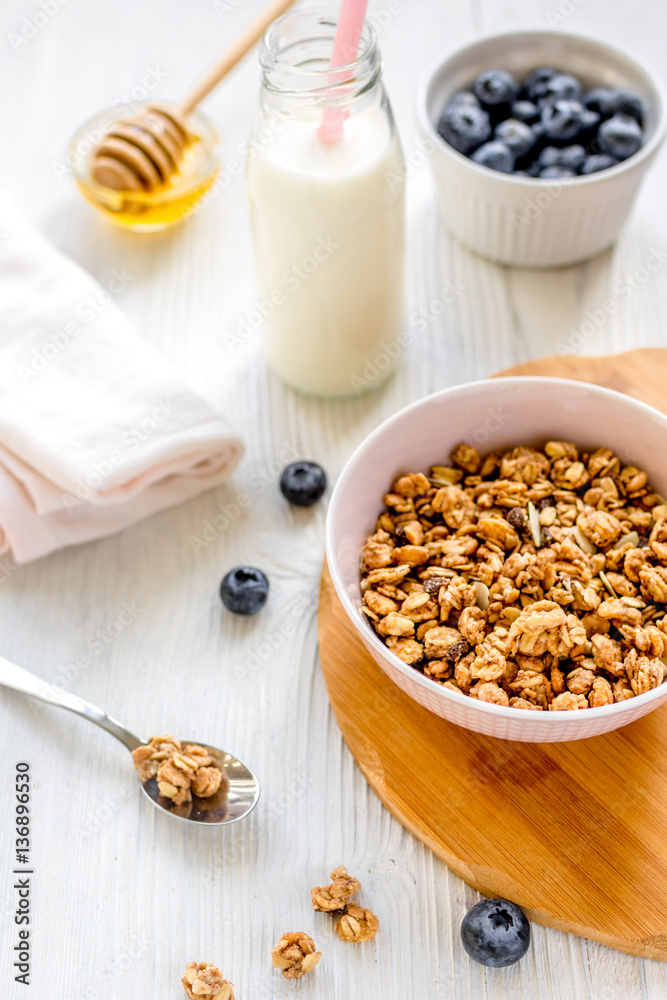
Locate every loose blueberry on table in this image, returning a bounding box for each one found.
[280,461,328,507]
[437,65,645,178]
[220,566,269,615]
[461,898,531,968]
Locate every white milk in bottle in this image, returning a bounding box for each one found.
[246,10,406,397]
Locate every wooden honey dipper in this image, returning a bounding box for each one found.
[91,0,297,192]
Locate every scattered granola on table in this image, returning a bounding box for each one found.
[335,904,380,942]
[310,866,379,943]
[271,932,322,979]
[131,735,227,807]
[311,865,361,912]
[360,442,667,711]
[181,962,234,999]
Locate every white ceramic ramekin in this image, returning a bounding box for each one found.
[325,377,667,742]
[416,31,667,267]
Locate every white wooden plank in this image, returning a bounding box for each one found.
[1,0,667,996]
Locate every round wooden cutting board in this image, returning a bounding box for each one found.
[318,348,667,962]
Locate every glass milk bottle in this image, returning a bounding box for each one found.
[246,9,406,397]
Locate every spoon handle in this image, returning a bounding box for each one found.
[176,0,297,116]
[0,655,145,752]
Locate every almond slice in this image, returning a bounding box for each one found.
[613,530,639,550]
[472,580,490,610]
[527,501,542,548]
[599,571,618,598]
[570,525,596,554]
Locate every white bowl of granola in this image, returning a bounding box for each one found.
[325,377,667,742]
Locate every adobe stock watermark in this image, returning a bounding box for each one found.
[27,600,144,703]
[350,278,467,392]
[54,602,145,687]
[386,136,436,193]
[511,180,564,232]
[72,780,135,844]
[231,596,316,678]
[188,440,302,553]
[24,600,144,725]
[51,67,168,180]
[192,108,290,217]
[8,0,72,52]
[555,246,667,354]
[367,0,404,33]
[17,268,134,384]
[212,0,242,18]
[224,237,340,351]
[210,774,316,877]
[91,931,151,995]
[61,397,175,510]
[264,774,316,824]
[213,0,404,29]
[0,558,20,585]
[546,0,586,29]
[469,405,511,446]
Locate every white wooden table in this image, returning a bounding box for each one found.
[2,0,667,997]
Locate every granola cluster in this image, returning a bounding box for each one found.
[182,962,234,1000]
[271,932,322,979]
[360,442,667,711]
[335,905,380,943]
[310,866,379,943]
[270,867,379,982]
[311,865,361,912]
[131,735,225,806]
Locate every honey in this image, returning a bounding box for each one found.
[69,105,221,232]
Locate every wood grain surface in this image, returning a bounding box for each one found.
[4,0,667,998]
[495,348,667,412]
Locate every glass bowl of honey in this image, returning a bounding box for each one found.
[68,103,222,231]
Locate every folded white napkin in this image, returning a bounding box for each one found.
[0,194,244,563]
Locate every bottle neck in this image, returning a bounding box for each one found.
[259,9,382,114]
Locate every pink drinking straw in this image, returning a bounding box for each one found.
[317,0,369,143]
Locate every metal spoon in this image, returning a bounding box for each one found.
[0,655,260,826]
